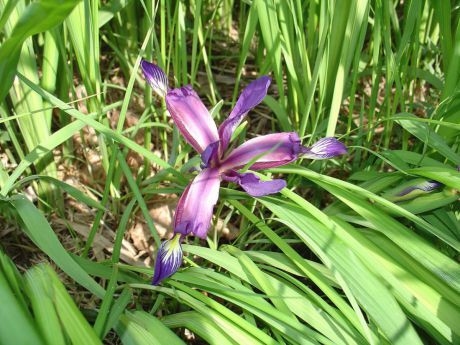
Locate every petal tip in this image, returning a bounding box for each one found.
[141,60,169,98]
[151,235,183,285]
[302,137,347,160]
[219,75,273,151]
[396,180,443,198]
[260,75,272,86]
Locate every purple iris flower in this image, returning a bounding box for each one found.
[141,60,347,285]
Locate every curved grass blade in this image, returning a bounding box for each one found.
[260,197,423,345]
[5,195,105,297]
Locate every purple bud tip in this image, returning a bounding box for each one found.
[397,180,443,197]
[152,234,183,285]
[141,60,169,98]
[301,137,347,160]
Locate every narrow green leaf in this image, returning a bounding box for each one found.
[0,264,44,345]
[6,195,105,298]
[0,0,80,101]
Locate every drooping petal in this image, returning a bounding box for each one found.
[201,141,220,169]
[166,86,219,153]
[152,234,183,285]
[218,76,271,152]
[301,137,347,159]
[219,132,302,171]
[384,179,443,202]
[174,168,221,238]
[141,60,169,98]
[223,171,286,197]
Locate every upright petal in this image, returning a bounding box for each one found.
[223,171,286,197]
[301,137,347,159]
[141,60,169,98]
[152,234,183,285]
[219,132,302,171]
[174,168,221,238]
[166,86,219,153]
[218,76,271,152]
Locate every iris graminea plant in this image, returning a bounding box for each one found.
[141,61,347,284]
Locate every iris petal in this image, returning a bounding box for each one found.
[152,234,183,285]
[223,171,286,197]
[141,60,169,98]
[301,137,347,159]
[219,132,302,171]
[166,86,219,153]
[174,168,221,238]
[218,76,271,153]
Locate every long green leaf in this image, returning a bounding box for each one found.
[6,195,105,298]
[0,0,80,102]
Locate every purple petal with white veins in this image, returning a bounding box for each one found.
[301,137,347,159]
[219,132,302,171]
[141,60,169,98]
[218,76,271,152]
[166,86,219,153]
[224,171,286,197]
[152,234,183,285]
[174,168,221,238]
